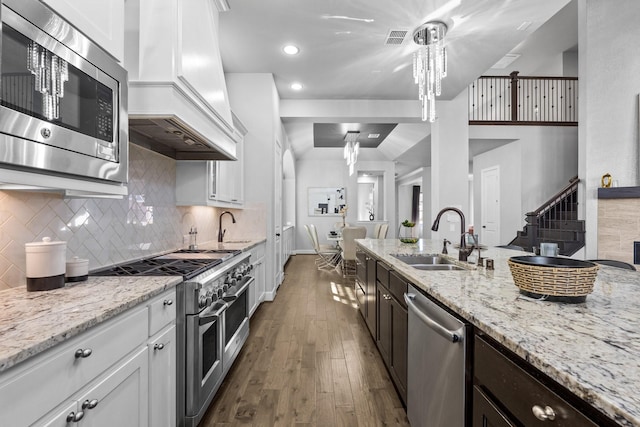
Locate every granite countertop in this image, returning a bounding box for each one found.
[0,276,182,373]
[357,238,640,427]
[196,238,266,252]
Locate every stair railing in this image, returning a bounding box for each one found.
[523,176,580,248]
[469,71,578,125]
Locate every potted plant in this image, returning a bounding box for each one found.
[399,219,418,244]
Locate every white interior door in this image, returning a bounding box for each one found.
[274,139,283,286]
[480,166,500,246]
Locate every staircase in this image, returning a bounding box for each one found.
[509,177,585,256]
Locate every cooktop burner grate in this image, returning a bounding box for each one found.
[91,256,224,280]
[91,249,244,279]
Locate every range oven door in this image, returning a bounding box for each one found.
[185,301,226,421]
[222,276,253,372]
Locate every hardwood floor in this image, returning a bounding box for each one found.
[200,254,410,427]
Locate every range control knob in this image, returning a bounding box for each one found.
[216,288,223,298]
[198,295,211,308]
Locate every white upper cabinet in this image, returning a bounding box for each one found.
[41,0,125,62]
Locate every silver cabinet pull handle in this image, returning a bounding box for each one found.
[74,348,92,358]
[163,299,173,306]
[532,405,556,421]
[82,399,99,410]
[66,411,84,422]
[154,343,165,351]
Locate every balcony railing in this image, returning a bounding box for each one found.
[469,71,578,125]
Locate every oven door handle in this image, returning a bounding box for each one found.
[198,303,227,326]
[223,276,255,301]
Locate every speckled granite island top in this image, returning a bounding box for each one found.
[357,238,640,427]
[0,275,182,373]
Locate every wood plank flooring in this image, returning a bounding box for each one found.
[200,254,410,427]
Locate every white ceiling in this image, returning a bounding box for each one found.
[219,0,577,176]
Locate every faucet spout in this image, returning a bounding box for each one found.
[218,211,236,243]
[431,207,472,261]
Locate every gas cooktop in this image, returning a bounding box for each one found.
[91,249,241,280]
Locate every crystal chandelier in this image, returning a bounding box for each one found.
[343,131,360,176]
[27,41,69,121]
[413,21,447,122]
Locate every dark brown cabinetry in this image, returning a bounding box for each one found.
[376,262,407,405]
[473,334,615,427]
[355,250,376,338]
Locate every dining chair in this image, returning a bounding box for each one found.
[373,223,382,239]
[305,224,340,270]
[378,223,389,238]
[340,226,367,278]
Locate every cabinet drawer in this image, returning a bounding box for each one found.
[0,307,147,427]
[389,271,408,307]
[376,262,391,286]
[149,289,176,336]
[474,336,599,427]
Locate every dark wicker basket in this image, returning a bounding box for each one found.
[507,256,599,297]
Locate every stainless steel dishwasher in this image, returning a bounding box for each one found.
[404,284,467,427]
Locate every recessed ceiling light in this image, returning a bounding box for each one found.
[283,45,300,55]
[290,82,303,91]
[368,134,380,138]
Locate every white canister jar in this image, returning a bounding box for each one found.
[25,237,67,291]
[66,256,89,282]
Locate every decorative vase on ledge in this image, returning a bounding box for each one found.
[369,212,374,221]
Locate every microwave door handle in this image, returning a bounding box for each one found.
[198,303,227,326]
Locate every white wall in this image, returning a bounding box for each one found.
[226,73,280,299]
[296,159,395,251]
[578,0,640,258]
[430,91,470,245]
[472,126,578,245]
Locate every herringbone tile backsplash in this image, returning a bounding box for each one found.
[0,144,264,290]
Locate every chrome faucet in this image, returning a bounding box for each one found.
[431,207,474,262]
[218,211,236,242]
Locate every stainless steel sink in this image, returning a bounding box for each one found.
[391,254,455,265]
[411,264,465,271]
[390,254,467,271]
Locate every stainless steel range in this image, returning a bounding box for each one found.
[92,248,254,427]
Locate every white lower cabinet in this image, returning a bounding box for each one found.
[148,325,176,427]
[42,347,149,427]
[0,288,177,427]
[249,243,266,316]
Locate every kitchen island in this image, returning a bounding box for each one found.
[357,238,640,427]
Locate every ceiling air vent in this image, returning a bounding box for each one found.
[385,30,408,45]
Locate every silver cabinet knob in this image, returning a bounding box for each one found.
[66,411,84,422]
[74,348,92,358]
[82,399,99,410]
[154,343,165,351]
[163,299,173,306]
[383,294,392,300]
[532,405,556,421]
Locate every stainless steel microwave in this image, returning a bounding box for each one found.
[0,0,128,185]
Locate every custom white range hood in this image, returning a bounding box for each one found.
[124,0,239,160]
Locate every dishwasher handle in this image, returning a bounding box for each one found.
[404,293,464,343]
